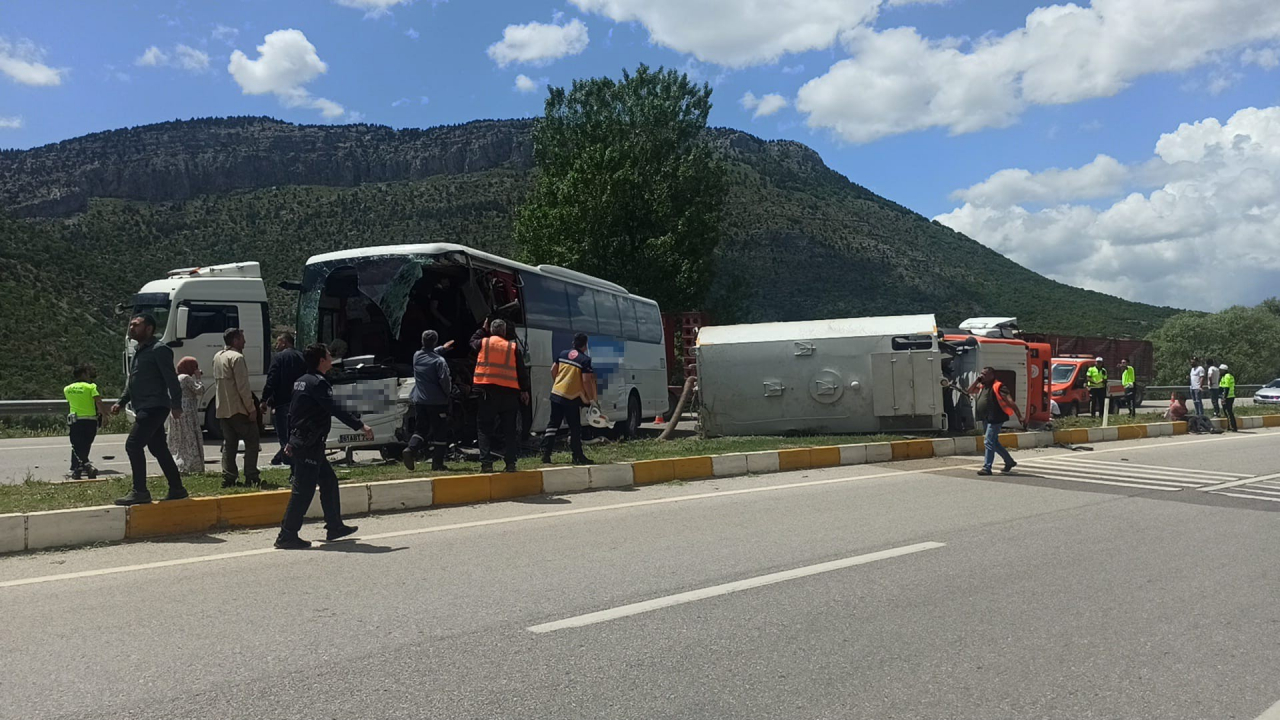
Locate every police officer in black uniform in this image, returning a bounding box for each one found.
[275,342,372,550]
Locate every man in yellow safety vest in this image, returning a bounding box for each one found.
[1086,357,1108,418]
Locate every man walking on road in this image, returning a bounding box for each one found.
[403,330,455,472]
[213,328,260,488]
[1190,358,1206,417]
[112,314,188,506]
[275,343,372,550]
[1086,357,1108,418]
[968,367,1024,477]
[261,331,306,470]
[1220,364,1238,432]
[470,318,530,473]
[1120,358,1137,418]
[540,332,597,466]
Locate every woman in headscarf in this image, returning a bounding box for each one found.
[171,356,205,473]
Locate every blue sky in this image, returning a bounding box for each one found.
[4,0,1280,310]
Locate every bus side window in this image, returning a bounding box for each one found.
[594,291,622,338]
[566,284,599,335]
[635,301,663,344]
[522,274,571,330]
[618,298,640,340]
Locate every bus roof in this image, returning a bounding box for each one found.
[303,242,657,304]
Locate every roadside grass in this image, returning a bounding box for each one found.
[0,414,131,439]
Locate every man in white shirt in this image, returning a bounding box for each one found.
[1189,358,1206,417]
[1206,358,1221,417]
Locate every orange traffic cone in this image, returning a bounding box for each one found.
[653,415,665,425]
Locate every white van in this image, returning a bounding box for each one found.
[124,262,270,437]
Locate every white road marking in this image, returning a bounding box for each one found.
[1013,467,1182,491]
[1017,461,1207,488]
[1210,492,1280,503]
[0,465,931,590]
[526,542,946,634]
[1199,472,1280,492]
[1027,456,1237,483]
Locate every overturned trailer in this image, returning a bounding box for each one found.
[696,315,946,437]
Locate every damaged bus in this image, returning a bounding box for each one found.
[295,243,668,455]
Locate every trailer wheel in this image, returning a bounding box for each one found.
[204,403,222,440]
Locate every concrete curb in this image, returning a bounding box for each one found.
[3,414,1275,554]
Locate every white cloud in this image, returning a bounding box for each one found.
[740,91,788,118]
[798,0,1280,143]
[935,106,1280,310]
[405,27,420,40]
[568,0,881,67]
[174,45,210,71]
[334,0,413,18]
[488,19,589,67]
[391,96,411,107]
[228,29,347,119]
[1242,45,1280,69]
[514,74,540,93]
[0,116,22,129]
[0,38,65,86]
[136,46,169,67]
[212,24,240,45]
[419,95,430,105]
[136,44,209,73]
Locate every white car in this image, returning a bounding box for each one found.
[1255,379,1280,405]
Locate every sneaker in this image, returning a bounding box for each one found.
[403,448,417,471]
[326,524,358,542]
[85,464,98,480]
[480,464,494,473]
[162,488,190,501]
[1001,461,1018,475]
[572,456,594,466]
[977,468,993,477]
[115,490,153,506]
[274,536,312,550]
[503,464,519,473]
[540,454,552,464]
[71,469,82,480]
[431,463,449,472]
[221,479,238,489]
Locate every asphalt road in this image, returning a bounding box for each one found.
[3,429,1280,719]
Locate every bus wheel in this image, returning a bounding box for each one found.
[204,404,222,440]
[622,392,643,440]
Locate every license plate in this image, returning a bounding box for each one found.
[339,434,365,443]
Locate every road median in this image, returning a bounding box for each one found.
[0,413,1272,555]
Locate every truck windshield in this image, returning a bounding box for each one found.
[1051,363,1076,384]
[130,292,172,335]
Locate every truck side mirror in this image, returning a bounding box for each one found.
[174,306,190,339]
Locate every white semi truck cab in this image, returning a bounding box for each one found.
[124,262,270,437]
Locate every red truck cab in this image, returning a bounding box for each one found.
[1051,355,1125,416]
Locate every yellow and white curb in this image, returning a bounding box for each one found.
[2,413,1276,555]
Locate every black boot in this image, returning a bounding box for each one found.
[115,490,153,506]
[403,447,417,471]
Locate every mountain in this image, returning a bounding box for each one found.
[0,116,1178,399]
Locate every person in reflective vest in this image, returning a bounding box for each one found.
[470,318,530,472]
[1219,364,1238,432]
[967,367,1025,476]
[539,332,597,466]
[1085,357,1108,418]
[1119,358,1137,418]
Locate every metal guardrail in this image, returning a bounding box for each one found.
[1143,385,1263,398]
[0,400,120,417]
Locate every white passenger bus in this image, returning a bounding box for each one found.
[295,243,668,453]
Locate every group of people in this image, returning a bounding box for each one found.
[1171,357,1239,433]
[1080,357,1139,418]
[402,318,598,474]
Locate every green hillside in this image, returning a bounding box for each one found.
[0,117,1178,399]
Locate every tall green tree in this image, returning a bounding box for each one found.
[1149,303,1280,384]
[513,64,727,311]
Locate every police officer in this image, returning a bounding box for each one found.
[1120,358,1137,417]
[275,342,372,550]
[1086,357,1108,418]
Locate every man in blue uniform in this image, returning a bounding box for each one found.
[275,343,373,550]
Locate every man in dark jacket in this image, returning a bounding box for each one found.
[404,330,455,472]
[112,314,188,506]
[275,343,373,550]
[261,332,307,469]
